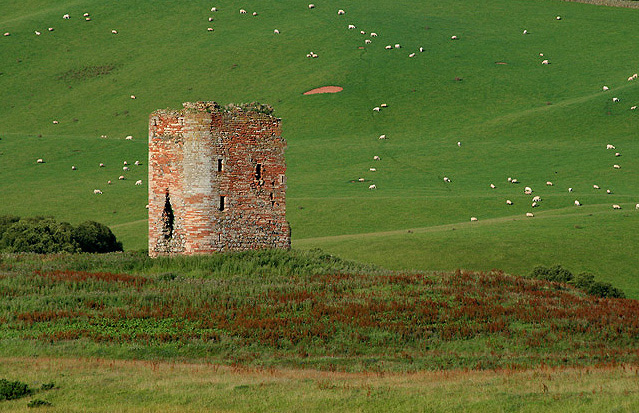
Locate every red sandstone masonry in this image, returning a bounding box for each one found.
[148,101,290,256]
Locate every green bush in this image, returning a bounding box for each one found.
[27,399,52,408]
[0,216,122,254]
[0,379,32,401]
[530,265,574,283]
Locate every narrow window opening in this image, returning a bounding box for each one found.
[161,190,174,240]
[281,175,285,184]
[255,164,262,180]
[217,159,223,172]
[219,196,226,211]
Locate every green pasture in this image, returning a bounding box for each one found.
[1,0,639,292]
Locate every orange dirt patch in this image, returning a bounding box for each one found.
[495,62,508,65]
[303,86,343,95]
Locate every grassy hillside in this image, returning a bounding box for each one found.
[1,1,639,292]
[1,252,638,371]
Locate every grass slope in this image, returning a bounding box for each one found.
[1,0,639,292]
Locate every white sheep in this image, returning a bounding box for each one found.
[419,47,424,52]
[130,95,136,99]
[252,12,258,16]
[119,175,125,180]
[107,180,112,185]
[207,28,214,32]
[3,32,11,36]
[123,166,129,171]
[511,179,519,183]
[451,35,458,40]
[546,181,553,186]
[358,178,364,182]
[615,152,621,157]
[443,177,451,182]
[71,166,76,170]
[526,212,534,217]
[239,9,247,14]
[134,161,140,165]
[602,86,609,91]
[48,28,54,32]
[614,164,621,169]
[524,186,533,193]
[507,177,512,182]
[373,155,381,160]
[568,188,573,192]
[613,204,621,209]
[93,189,102,194]
[506,200,513,205]
[385,45,392,50]
[123,161,128,165]
[135,180,143,185]
[532,202,538,208]
[369,184,376,190]
[556,16,561,20]
[209,17,214,22]
[593,185,600,189]
[111,30,118,34]
[380,103,388,108]
[338,9,345,15]
[541,60,549,65]
[457,141,461,147]
[52,120,59,124]
[523,30,528,34]
[369,168,376,172]
[211,7,217,12]
[373,107,381,112]
[409,53,415,58]
[632,106,637,110]
[63,14,70,19]
[378,134,386,139]
[365,39,372,44]
[574,200,581,206]
[35,31,41,36]
[613,97,619,102]
[36,158,44,163]
[348,25,356,30]
[606,144,615,149]
[125,135,133,140]
[360,31,366,35]
[470,217,478,222]
[636,203,639,210]
[490,184,496,189]
[532,196,541,202]
[308,4,315,9]
[606,189,612,194]
[394,44,401,49]
[99,163,104,167]
[371,33,377,37]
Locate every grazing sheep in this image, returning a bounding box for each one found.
[636,203,639,210]
[419,47,424,52]
[252,12,258,16]
[35,31,41,35]
[125,135,133,140]
[490,184,496,189]
[119,175,125,180]
[373,107,381,112]
[348,25,356,29]
[207,27,214,31]
[107,180,112,184]
[308,4,315,9]
[523,30,528,34]
[63,14,70,19]
[602,86,609,91]
[369,168,376,172]
[451,35,458,40]
[85,17,91,21]
[556,16,561,20]
[526,212,534,217]
[470,217,478,222]
[606,189,612,194]
[613,97,620,102]
[123,166,129,171]
[369,184,376,190]
[338,9,345,15]
[394,43,401,48]
[52,120,59,124]
[379,134,386,139]
[123,161,128,165]
[568,187,573,192]
[134,161,140,165]
[511,179,519,184]
[135,180,143,185]
[443,177,451,183]
[371,33,377,37]
[71,166,76,170]
[385,45,392,49]
[48,28,54,31]
[546,181,553,186]
[506,200,513,205]
[532,196,541,202]
[593,185,600,189]
[36,158,44,163]
[99,163,104,167]
[613,204,621,209]
[239,9,247,14]
[457,141,462,147]
[274,29,280,34]
[575,200,581,206]
[532,202,538,208]
[373,155,381,160]
[93,189,102,194]
[130,95,136,99]
[360,31,366,35]
[380,103,388,108]
[614,164,621,169]
[629,77,634,82]
[507,177,512,182]
[211,7,217,12]
[615,152,621,157]
[541,59,549,64]
[365,39,372,44]
[209,17,214,22]
[111,29,118,34]
[524,186,533,193]
[632,106,637,110]
[409,53,415,58]
[606,144,615,149]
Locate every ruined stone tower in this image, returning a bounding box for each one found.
[148,101,290,256]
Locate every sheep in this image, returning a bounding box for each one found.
[36,158,44,163]
[134,161,140,166]
[100,135,107,139]
[211,7,217,12]
[48,28,54,32]
[308,4,315,9]
[123,161,128,165]
[365,39,372,44]
[636,203,639,210]
[369,184,376,190]
[409,53,415,58]
[348,25,356,29]
[111,30,118,34]
[63,14,70,19]
[338,9,345,15]
[606,189,612,194]
[85,17,91,21]
[443,177,451,183]
[252,12,258,16]
[524,186,533,193]
[371,33,377,37]
[52,120,59,124]
[207,27,214,31]
[385,45,392,50]
[457,141,461,147]
[602,86,609,91]
[593,185,600,189]
[614,164,621,169]
[532,196,541,202]
[524,189,532,195]
[99,163,104,167]
[209,17,214,22]
[541,59,549,65]
[93,189,102,194]
[107,180,112,185]
[532,202,538,208]
[123,166,129,171]
[568,187,573,192]
[360,30,366,35]
[373,155,381,160]
[451,35,458,40]
[130,95,136,99]
[632,106,637,110]
[606,144,615,149]
[369,168,376,172]
[613,97,620,102]
[470,217,478,222]
[373,107,381,112]
[394,43,401,49]
[490,184,496,189]
[145,204,150,209]
[511,179,519,184]
[634,74,638,79]
[119,175,125,180]
[546,181,553,186]
[135,180,143,185]
[358,178,364,182]
[613,204,621,209]
[83,13,89,17]
[523,29,528,34]
[556,16,561,20]
[615,152,621,157]
[507,177,512,182]
[575,200,581,206]
[125,135,133,140]
[506,200,513,205]
[419,47,424,52]
[380,103,388,108]
[239,9,247,14]
[629,77,634,82]
[526,212,534,217]
[35,31,41,35]
[71,166,76,170]
[378,134,386,139]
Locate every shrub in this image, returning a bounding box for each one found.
[588,281,625,299]
[27,399,52,408]
[0,379,32,401]
[73,221,123,253]
[40,383,54,391]
[530,265,573,283]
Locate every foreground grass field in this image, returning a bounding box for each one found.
[1,0,639,295]
[2,357,639,412]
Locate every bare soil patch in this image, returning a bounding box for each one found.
[564,0,639,8]
[304,86,343,95]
